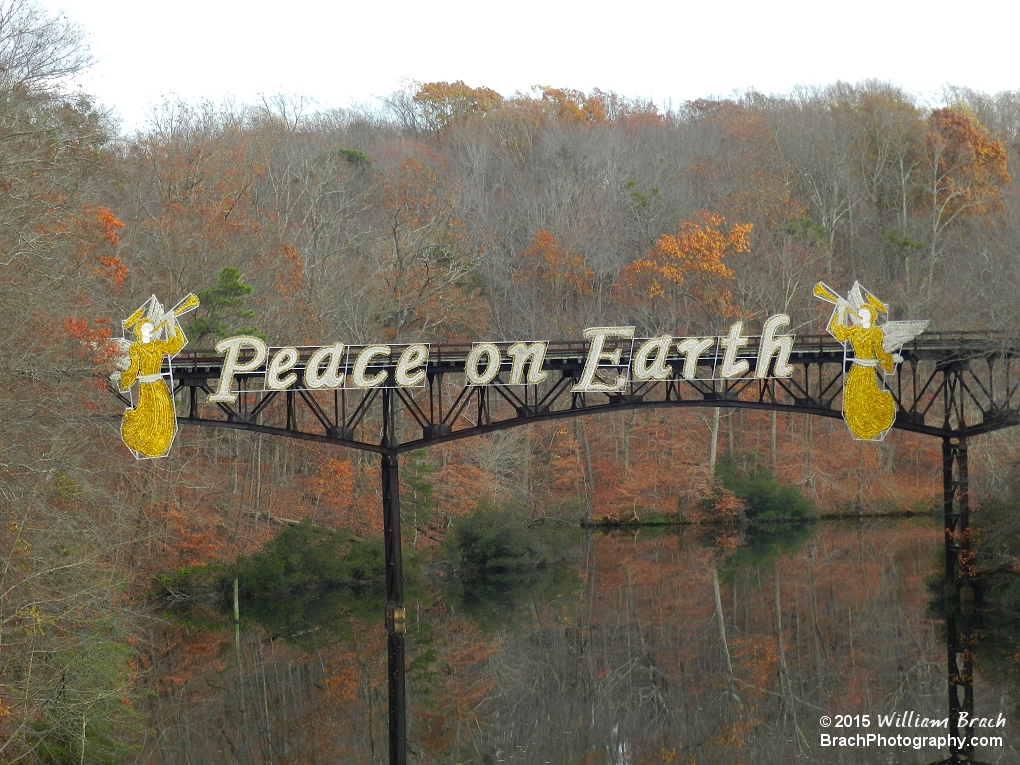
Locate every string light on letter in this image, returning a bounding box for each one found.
[466,343,501,386]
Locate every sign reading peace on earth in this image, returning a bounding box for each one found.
[203,315,797,403]
[111,282,928,458]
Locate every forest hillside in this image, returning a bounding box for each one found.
[3,1,1020,760]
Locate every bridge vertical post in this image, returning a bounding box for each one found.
[381,387,407,765]
[942,437,970,581]
[942,436,974,758]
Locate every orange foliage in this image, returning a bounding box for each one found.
[686,98,773,150]
[63,316,118,366]
[517,229,595,300]
[321,653,360,705]
[417,620,498,756]
[134,116,270,296]
[69,205,128,290]
[314,456,370,532]
[271,242,305,297]
[163,502,234,568]
[926,107,1011,221]
[592,455,662,521]
[546,425,587,502]
[155,627,228,693]
[414,80,504,131]
[431,462,493,519]
[617,212,747,328]
[726,169,806,233]
[730,635,780,689]
[91,205,125,246]
[383,157,445,228]
[536,86,607,123]
[318,455,355,497]
[375,156,480,340]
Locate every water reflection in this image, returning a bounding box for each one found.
[243,586,385,648]
[439,566,582,633]
[145,519,1017,764]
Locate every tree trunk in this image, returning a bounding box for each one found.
[713,566,740,707]
[770,410,777,479]
[575,419,596,517]
[710,407,720,469]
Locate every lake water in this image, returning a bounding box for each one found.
[143,518,1018,764]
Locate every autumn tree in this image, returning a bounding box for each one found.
[0,4,150,762]
[617,212,749,333]
[915,107,1010,301]
[770,87,862,267]
[513,229,595,334]
[534,85,607,123]
[412,80,504,132]
[122,101,269,301]
[367,154,482,340]
[0,0,91,89]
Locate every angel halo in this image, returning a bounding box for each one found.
[814,282,928,441]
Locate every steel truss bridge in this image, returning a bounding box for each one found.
[117,330,1020,765]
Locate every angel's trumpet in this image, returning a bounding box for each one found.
[150,293,200,335]
[813,282,842,304]
[813,282,859,322]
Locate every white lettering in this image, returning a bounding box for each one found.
[266,347,299,390]
[720,321,750,378]
[959,712,1008,729]
[207,336,268,403]
[632,336,673,381]
[466,343,501,385]
[304,343,346,389]
[352,345,391,388]
[507,342,548,385]
[756,314,794,378]
[677,336,716,380]
[395,344,429,387]
[572,327,635,393]
[208,315,808,398]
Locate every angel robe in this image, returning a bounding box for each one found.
[829,314,897,440]
[119,327,185,457]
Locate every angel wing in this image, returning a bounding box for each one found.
[847,282,865,312]
[881,320,929,353]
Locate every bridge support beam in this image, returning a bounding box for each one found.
[382,451,407,765]
[382,391,407,765]
[943,437,970,581]
[942,436,974,758]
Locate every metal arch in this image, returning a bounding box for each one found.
[167,396,855,454]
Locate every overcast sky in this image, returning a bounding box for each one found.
[40,0,1020,133]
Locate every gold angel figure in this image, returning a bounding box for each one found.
[814,282,928,441]
[114,294,199,458]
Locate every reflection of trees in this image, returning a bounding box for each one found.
[145,522,1019,763]
[463,524,1003,764]
[933,486,1020,765]
[145,623,390,764]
